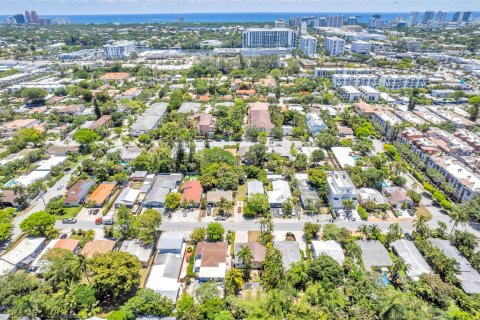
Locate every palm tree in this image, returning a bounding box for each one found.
[72,253,90,283]
[388,223,403,240]
[345,242,362,261]
[369,225,382,240]
[342,199,355,211]
[237,245,253,268]
[390,256,410,283]
[11,295,42,319]
[217,197,233,217]
[358,225,370,239]
[450,208,469,235]
[380,298,407,320]
[225,268,244,296]
[413,215,430,238]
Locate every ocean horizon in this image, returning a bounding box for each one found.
[0,11,470,25]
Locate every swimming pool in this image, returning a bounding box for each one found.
[4,179,17,188]
[381,181,389,188]
[352,155,361,160]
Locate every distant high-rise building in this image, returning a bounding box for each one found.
[300,35,317,55]
[243,28,297,48]
[4,16,17,25]
[462,11,472,22]
[39,18,51,25]
[348,16,357,25]
[372,14,381,19]
[318,17,327,27]
[368,18,377,29]
[452,12,462,22]
[13,14,25,24]
[25,10,31,24]
[327,15,344,28]
[103,40,136,59]
[178,16,184,23]
[30,11,39,24]
[435,11,447,23]
[54,18,72,25]
[324,36,345,56]
[275,19,286,28]
[299,21,308,35]
[408,11,419,26]
[288,16,301,27]
[423,11,434,23]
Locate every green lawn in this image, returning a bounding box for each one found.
[236,183,247,201]
[54,206,83,220]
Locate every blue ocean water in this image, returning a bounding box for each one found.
[0,12,460,25]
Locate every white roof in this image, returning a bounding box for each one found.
[331,147,355,168]
[0,259,15,276]
[31,239,58,270]
[116,188,140,204]
[36,156,67,171]
[391,239,431,281]
[146,253,183,303]
[119,239,154,263]
[311,240,345,264]
[1,237,46,266]
[198,263,227,279]
[16,170,50,187]
[267,180,291,204]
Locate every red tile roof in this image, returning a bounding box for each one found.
[181,180,203,204]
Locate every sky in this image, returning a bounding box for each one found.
[0,0,479,15]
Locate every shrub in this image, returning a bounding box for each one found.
[358,205,368,220]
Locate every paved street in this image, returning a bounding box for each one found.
[12,170,73,240]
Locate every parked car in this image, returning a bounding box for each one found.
[60,233,68,239]
[62,218,77,224]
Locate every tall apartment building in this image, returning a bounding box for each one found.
[13,14,25,24]
[435,11,447,23]
[288,16,301,27]
[103,41,136,59]
[30,11,39,24]
[242,28,297,48]
[351,40,371,54]
[462,12,473,22]
[453,12,462,22]
[348,16,357,25]
[327,15,344,28]
[324,36,345,56]
[318,17,327,27]
[25,11,31,24]
[408,11,419,26]
[299,21,308,36]
[300,35,317,55]
[423,11,434,23]
[275,19,286,28]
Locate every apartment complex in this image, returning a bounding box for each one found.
[242,28,296,48]
[324,37,345,56]
[299,35,318,55]
[103,40,136,59]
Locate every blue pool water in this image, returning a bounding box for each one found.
[381,181,389,188]
[4,179,16,187]
[382,274,389,286]
[352,155,361,160]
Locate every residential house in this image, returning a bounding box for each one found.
[63,180,96,207]
[143,174,182,208]
[247,180,265,198]
[206,190,234,207]
[180,180,203,207]
[273,241,302,271]
[195,242,228,282]
[157,232,184,255]
[86,182,116,207]
[234,242,266,269]
[306,112,328,136]
[146,253,183,303]
[115,188,140,208]
[391,239,431,281]
[327,171,359,209]
[357,240,393,271]
[267,180,292,208]
[0,237,46,274]
[248,104,274,133]
[383,186,412,209]
[311,240,345,264]
[119,239,154,267]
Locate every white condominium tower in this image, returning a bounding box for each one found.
[242,28,297,48]
[103,41,136,59]
[300,35,318,55]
